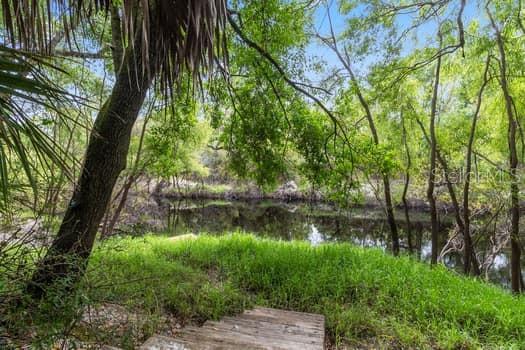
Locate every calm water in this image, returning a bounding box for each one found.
[137,198,514,288]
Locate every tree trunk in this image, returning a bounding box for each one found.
[347,65,399,255]
[319,21,399,255]
[382,175,400,255]
[104,174,137,236]
[416,227,423,260]
[462,56,490,275]
[489,9,522,293]
[416,116,480,272]
[428,50,442,265]
[27,40,153,297]
[401,110,413,254]
[437,150,480,274]
[104,115,150,237]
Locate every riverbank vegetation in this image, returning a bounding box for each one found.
[3,234,524,349]
[1,0,525,348]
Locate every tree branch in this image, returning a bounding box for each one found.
[54,50,106,59]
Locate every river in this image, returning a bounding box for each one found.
[134,198,514,289]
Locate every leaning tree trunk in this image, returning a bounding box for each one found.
[103,115,149,237]
[27,41,154,297]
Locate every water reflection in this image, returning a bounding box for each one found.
[308,224,323,246]
[142,198,518,289]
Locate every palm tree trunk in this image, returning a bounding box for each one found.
[27,40,153,297]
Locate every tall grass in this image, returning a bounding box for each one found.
[85,233,525,349]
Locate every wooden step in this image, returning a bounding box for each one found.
[140,307,325,350]
[212,316,324,337]
[173,328,268,350]
[139,334,257,350]
[245,307,325,324]
[202,321,323,349]
[139,335,189,349]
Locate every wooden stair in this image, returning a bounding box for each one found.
[140,307,325,350]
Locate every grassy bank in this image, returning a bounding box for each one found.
[78,233,525,349]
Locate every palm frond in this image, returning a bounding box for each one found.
[0,45,76,212]
[149,0,228,88]
[1,0,227,85]
[0,0,228,212]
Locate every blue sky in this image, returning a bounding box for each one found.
[307,0,483,80]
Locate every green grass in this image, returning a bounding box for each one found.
[200,183,232,194]
[84,233,525,349]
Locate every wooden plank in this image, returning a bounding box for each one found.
[172,330,267,350]
[237,313,325,331]
[206,318,323,341]
[217,316,324,337]
[178,325,316,350]
[139,335,189,350]
[140,307,326,350]
[203,321,323,347]
[171,336,264,350]
[245,308,324,349]
[252,307,325,323]
[140,334,256,350]
[247,307,325,326]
